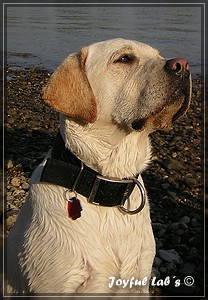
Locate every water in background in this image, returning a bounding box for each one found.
[6,5,202,75]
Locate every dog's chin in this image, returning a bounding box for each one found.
[171,94,191,123]
[131,94,191,132]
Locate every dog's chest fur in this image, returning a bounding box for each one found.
[21,117,155,292]
[24,179,154,292]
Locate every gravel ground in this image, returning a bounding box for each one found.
[5,66,206,296]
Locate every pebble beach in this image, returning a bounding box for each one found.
[5,66,205,296]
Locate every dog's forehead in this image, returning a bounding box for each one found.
[86,38,159,61]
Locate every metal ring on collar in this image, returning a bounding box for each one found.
[118,177,146,215]
[64,189,78,202]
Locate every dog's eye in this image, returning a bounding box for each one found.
[115,54,135,64]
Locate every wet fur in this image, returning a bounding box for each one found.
[6,38,191,295]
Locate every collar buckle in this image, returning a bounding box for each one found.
[88,175,135,206]
[118,177,146,215]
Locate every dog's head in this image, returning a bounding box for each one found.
[43,38,191,132]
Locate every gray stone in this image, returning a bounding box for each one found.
[170,222,180,231]
[172,136,182,142]
[151,267,161,279]
[156,229,167,238]
[159,266,167,273]
[156,240,163,250]
[188,235,201,246]
[176,229,185,236]
[152,223,166,232]
[164,262,177,275]
[179,216,191,224]
[167,191,177,198]
[157,249,183,265]
[167,197,180,207]
[191,218,200,227]
[179,222,188,230]
[182,262,196,275]
[184,178,198,187]
[152,223,167,238]
[161,183,170,190]
[162,158,184,171]
[171,235,181,244]
[153,256,162,267]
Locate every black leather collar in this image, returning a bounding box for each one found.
[40,132,141,208]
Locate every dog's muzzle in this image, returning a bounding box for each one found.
[164,57,191,122]
[132,57,191,131]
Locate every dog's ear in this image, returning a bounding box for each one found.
[43,48,97,123]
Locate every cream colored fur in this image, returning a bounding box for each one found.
[6,38,190,295]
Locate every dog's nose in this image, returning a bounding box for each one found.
[165,58,190,78]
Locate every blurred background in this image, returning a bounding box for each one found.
[5,5,202,76]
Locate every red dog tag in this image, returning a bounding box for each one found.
[67,197,82,220]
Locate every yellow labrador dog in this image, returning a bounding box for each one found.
[6,38,191,294]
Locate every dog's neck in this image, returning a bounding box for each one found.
[60,115,152,179]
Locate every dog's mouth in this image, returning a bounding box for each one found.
[171,91,191,123]
[132,80,192,131]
